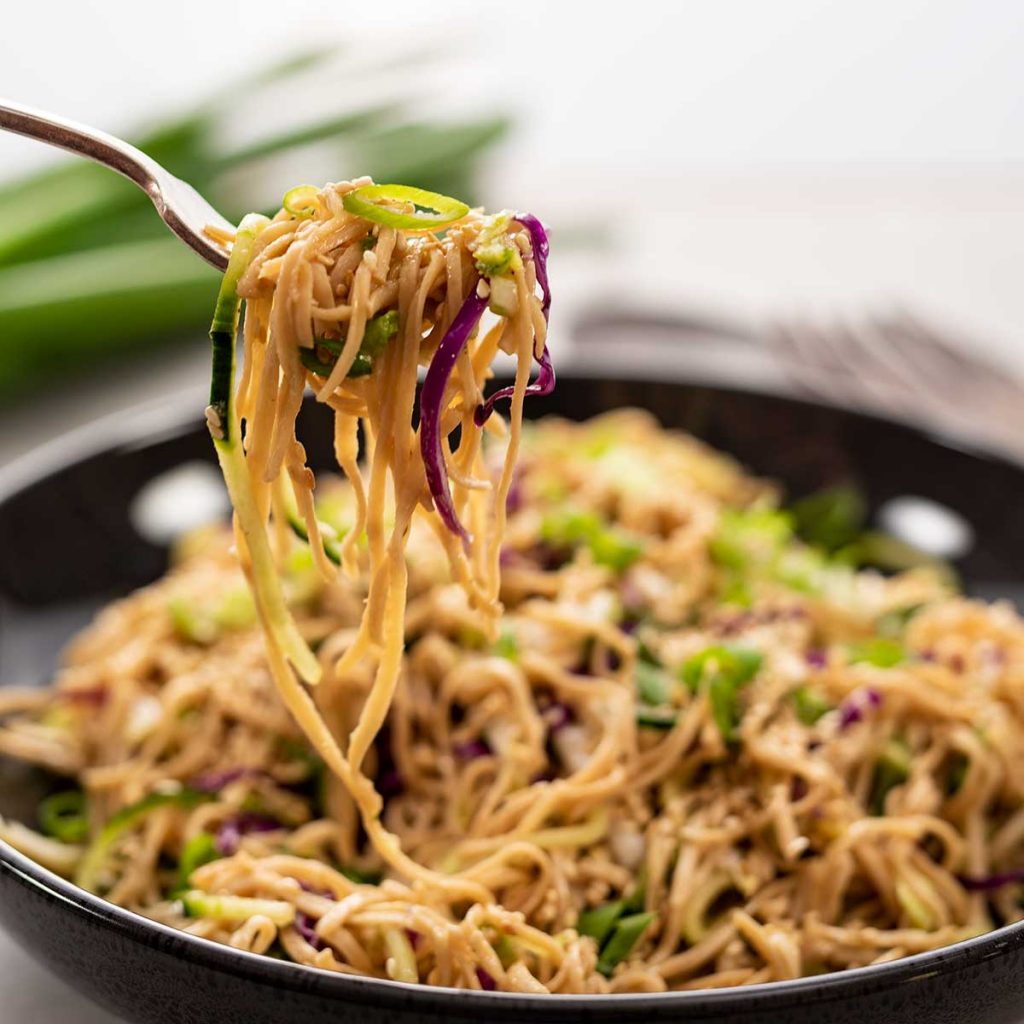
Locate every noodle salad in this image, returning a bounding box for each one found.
[2,182,1024,994]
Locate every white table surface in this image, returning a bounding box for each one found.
[2,168,1024,1022]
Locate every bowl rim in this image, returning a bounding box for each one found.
[2,377,1024,1013]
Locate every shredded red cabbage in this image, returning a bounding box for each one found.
[805,649,828,669]
[295,911,325,950]
[473,212,554,429]
[419,288,489,541]
[215,812,281,856]
[453,738,491,760]
[475,967,497,991]
[473,347,556,428]
[959,868,1024,892]
[513,212,550,320]
[838,688,883,730]
[190,767,264,793]
[419,212,554,538]
[539,700,573,733]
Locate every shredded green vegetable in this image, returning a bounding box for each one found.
[791,686,831,725]
[38,791,88,844]
[77,788,210,892]
[597,912,655,976]
[177,831,220,890]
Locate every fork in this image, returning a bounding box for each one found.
[0,99,232,271]
[768,312,1024,460]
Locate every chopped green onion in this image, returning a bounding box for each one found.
[38,791,88,844]
[680,645,762,693]
[340,864,383,885]
[623,875,647,914]
[282,185,320,219]
[474,239,521,278]
[181,890,295,926]
[870,738,911,815]
[577,900,625,946]
[77,788,210,892]
[849,639,905,668]
[540,508,644,573]
[791,686,831,725]
[342,183,469,230]
[486,275,518,317]
[493,629,519,661]
[681,645,762,742]
[635,705,678,730]
[596,911,655,976]
[876,603,925,639]
[710,508,792,570]
[361,309,400,356]
[300,310,400,380]
[789,484,867,553]
[636,661,670,705]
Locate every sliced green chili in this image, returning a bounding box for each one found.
[342,184,469,230]
[38,791,89,844]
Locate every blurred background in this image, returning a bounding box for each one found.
[0,1,1023,1016]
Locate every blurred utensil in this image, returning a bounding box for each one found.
[768,311,1024,460]
[0,100,232,272]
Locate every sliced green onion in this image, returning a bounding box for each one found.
[301,310,400,380]
[681,645,762,742]
[540,508,644,573]
[789,484,867,553]
[596,911,655,976]
[282,185,320,219]
[791,686,831,725]
[680,645,762,693]
[178,831,220,890]
[340,864,383,885]
[636,661,670,705]
[360,309,400,356]
[181,890,295,926]
[342,184,469,231]
[77,787,210,892]
[710,508,792,570]
[870,738,911,815]
[38,791,89,844]
[577,900,625,946]
[493,629,519,661]
[849,638,905,668]
[635,705,678,730]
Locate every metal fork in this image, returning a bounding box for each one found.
[0,99,232,272]
[768,312,1024,461]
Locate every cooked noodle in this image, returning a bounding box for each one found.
[1,183,1021,994]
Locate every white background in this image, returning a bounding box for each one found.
[1,2,1023,1019]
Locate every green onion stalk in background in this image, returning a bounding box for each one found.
[0,48,508,398]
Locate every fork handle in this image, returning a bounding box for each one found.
[0,98,163,200]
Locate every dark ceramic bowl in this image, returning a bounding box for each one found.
[3,369,1024,1024]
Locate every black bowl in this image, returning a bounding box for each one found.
[3,374,1024,1024]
